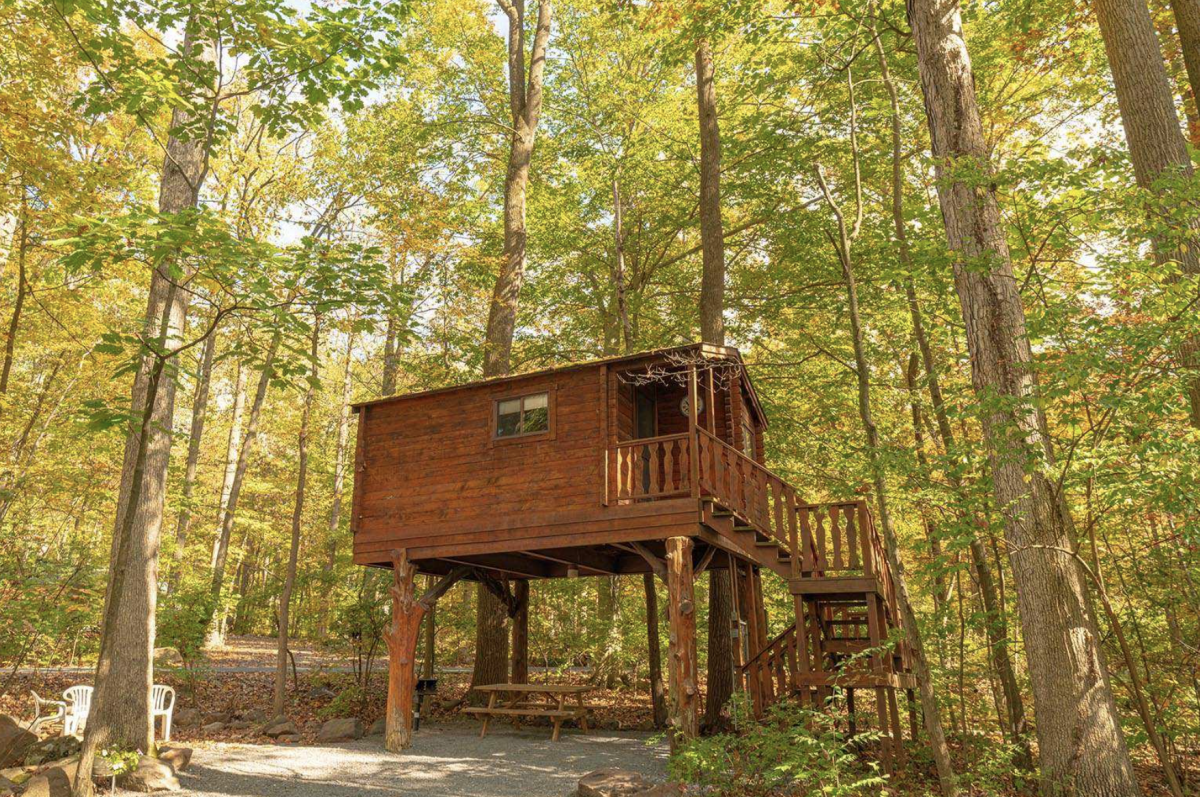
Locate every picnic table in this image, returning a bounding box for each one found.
[461,683,595,741]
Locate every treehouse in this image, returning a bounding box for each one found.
[350,343,916,763]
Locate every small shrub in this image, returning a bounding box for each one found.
[669,694,886,797]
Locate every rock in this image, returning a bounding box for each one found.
[118,755,180,792]
[0,716,36,769]
[316,717,363,743]
[157,746,192,773]
[276,733,301,744]
[262,718,298,739]
[307,686,336,700]
[154,647,184,667]
[597,719,621,731]
[241,708,268,723]
[366,718,386,737]
[0,767,27,786]
[203,710,232,725]
[201,722,225,733]
[173,708,201,728]
[636,785,683,797]
[24,736,80,768]
[227,720,252,730]
[577,769,652,797]
[19,769,70,797]
[0,774,16,794]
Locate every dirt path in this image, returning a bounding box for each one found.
[173,724,669,797]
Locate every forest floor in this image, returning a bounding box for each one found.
[1,636,1194,796]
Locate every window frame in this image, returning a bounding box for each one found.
[490,386,556,445]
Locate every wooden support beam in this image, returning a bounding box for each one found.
[473,568,524,617]
[418,565,471,610]
[666,536,698,748]
[693,545,717,577]
[625,541,667,581]
[520,548,618,575]
[384,549,422,751]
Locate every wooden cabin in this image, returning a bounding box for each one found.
[351,343,914,763]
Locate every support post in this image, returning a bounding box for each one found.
[384,550,422,752]
[687,365,701,497]
[666,536,699,747]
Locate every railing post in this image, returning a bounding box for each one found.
[687,364,700,498]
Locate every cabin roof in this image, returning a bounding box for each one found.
[352,342,768,426]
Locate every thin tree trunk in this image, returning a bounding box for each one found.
[643,573,667,729]
[695,39,725,346]
[317,331,354,636]
[422,575,436,680]
[0,191,28,410]
[208,334,280,645]
[473,0,551,697]
[213,360,248,568]
[170,331,216,590]
[510,580,529,684]
[1093,0,1200,427]
[907,1,1141,792]
[381,316,399,397]
[612,178,634,352]
[815,159,957,796]
[276,324,318,718]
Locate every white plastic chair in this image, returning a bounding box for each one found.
[152,685,175,742]
[62,685,93,736]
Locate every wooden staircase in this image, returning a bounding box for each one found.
[693,428,916,770]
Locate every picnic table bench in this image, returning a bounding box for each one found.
[462,683,595,741]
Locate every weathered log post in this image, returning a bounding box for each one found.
[666,536,698,748]
[384,549,423,752]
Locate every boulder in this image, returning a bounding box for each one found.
[118,755,180,792]
[276,733,301,744]
[203,710,232,725]
[157,746,192,773]
[637,785,683,797]
[0,767,28,786]
[366,718,386,737]
[316,718,363,743]
[0,716,36,769]
[19,768,71,797]
[307,686,336,701]
[241,707,268,724]
[153,647,184,667]
[173,708,201,728]
[577,769,652,797]
[227,720,252,730]
[262,718,298,739]
[0,774,16,794]
[200,722,225,733]
[24,736,80,768]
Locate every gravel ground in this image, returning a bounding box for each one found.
[171,722,669,797]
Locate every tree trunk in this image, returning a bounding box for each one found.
[596,575,618,688]
[471,0,552,695]
[643,573,667,729]
[612,178,634,352]
[510,579,529,684]
[381,316,400,397]
[209,334,279,645]
[907,1,1142,792]
[276,324,318,718]
[695,39,725,346]
[74,64,208,794]
[1093,0,1200,427]
[702,569,733,731]
[0,192,28,410]
[815,164,957,796]
[317,332,354,637]
[481,0,552,376]
[422,575,436,680]
[1170,0,1200,143]
[665,537,698,748]
[213,360,247,567]
[170,331,216,590]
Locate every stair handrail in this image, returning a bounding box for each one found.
[741,621,796,673]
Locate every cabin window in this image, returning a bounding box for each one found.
[495,392,549,438]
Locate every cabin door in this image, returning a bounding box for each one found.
[634,386,657,493]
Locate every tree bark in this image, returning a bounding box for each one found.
[1093,0,1200,427]
[510,579,529,684]
[695,39,725,346]
[381,316,400,397]
[213,359,247,567]
[317,332,354,637]
[702,568,733,731]
[0,191,28,410]
[276,324,318,718]
[469,582,510,704]
[907,1,1142,792]
[665,536,698,748]
[1170,0,1200,144]
[481,0,552,376]
[422,574,436,680]
[208,334,279,645]
[74,46,209,790]
[169,331,216,590]
[643,573,667,729]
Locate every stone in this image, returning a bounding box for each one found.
[636,785,683,797]
[316,717,363,743]
[0,767,27,785]
[19,769,70,797]
[0,716,36,769]
[241,707,268,723]
[366,718,386,737]
[0,774,16,794]
[307,686,336,700]
[173,708,201,728]
[203,710,232,725]
[276,733,301,744]
[157,746,192,773]
[577,769,652,797]
[118,755,180,792]
[227,719,253,730]
[262,718,298,739]
[201,722,225,733]
[154,647,184,667]
[23,736,80,768]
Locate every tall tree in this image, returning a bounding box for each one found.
[1092,0,1200,427]
[694,36,735,729]
[907,0,1142,792]
[169,330,216,590]
[471,0,552,700]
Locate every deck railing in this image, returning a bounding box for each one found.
[612,433,692,501]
